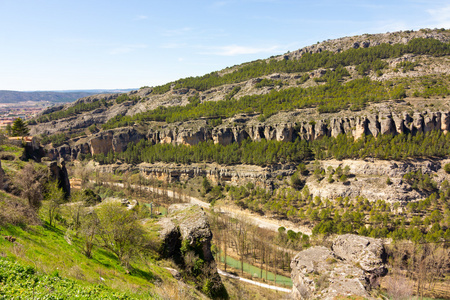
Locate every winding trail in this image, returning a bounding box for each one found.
[95,180,312,235]
[217,269,291,293]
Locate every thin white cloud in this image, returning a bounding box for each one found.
[200,44,286,56]
[427,5,450,28]
[109,44,148,55]
[161,27,193,37]
[161,42,187,49]
[212,1,229,7]
[135,15,148,21]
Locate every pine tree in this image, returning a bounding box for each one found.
[11,118,29,137]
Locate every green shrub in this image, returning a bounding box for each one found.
[444,163,450,174]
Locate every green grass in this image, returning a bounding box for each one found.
[0,144,23,155]
[0,222,171,299]
[0,257,133,299]
[0,143,27,175]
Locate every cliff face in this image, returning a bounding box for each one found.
[154,110,450,144]
[139,162,295,190]
[47,108,450,161]
[47,127,144,161]
[48,160,71,199]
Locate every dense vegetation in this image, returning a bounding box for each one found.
[94,130,450,166]
[312,130,450,160]
[0,258,131,299]
[216,176,450,244]
[95,138,312,166]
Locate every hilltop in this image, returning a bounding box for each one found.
[30,28,450,134]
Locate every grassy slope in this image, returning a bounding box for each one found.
[0,173,182,300]
[0,145,156,296]
[0,220,171,299]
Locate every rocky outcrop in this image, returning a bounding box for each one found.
[168,203,214,261]
[119,110,450,146]
[332,234,387,278]
[47,127,144,161]
[49,159,70,199]
[158,204,225,297]
[306,158,443,203]
[286,29,450,60]
[0,160,5,190]
[159,204,214,261]
[139,162,296,190]
[291,234,387,299]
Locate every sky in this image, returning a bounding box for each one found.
[0,0,449,91]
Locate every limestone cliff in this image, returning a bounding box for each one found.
[139,162,294,190]
[47,127,143,161]
[45,105,450,161]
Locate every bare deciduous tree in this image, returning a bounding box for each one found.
[79,211,100,258]
[385,274,414,300]
[13,163,46,210]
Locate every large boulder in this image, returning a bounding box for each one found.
[332,234,387,275]
[158,217,181,260]
[291,234,387,299]
[291,247,370,300]
[158,204,225,297]
[167,203,214,261]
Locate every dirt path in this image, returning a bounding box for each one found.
[217,269,291,293]
[215,205,312,235]
[95,180,312,235]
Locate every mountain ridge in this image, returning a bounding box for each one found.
[0,89,133,104]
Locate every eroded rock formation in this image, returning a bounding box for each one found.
[0,160,5,190]
[46,109,450,162]
[139,162,294,190]
[158,204,225,296]
[291,234,387,300]
[49,159,70,199]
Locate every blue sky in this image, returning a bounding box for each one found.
[0,0,449,91]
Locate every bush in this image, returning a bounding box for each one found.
[386,177,393,185]
[444,163,450,174]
